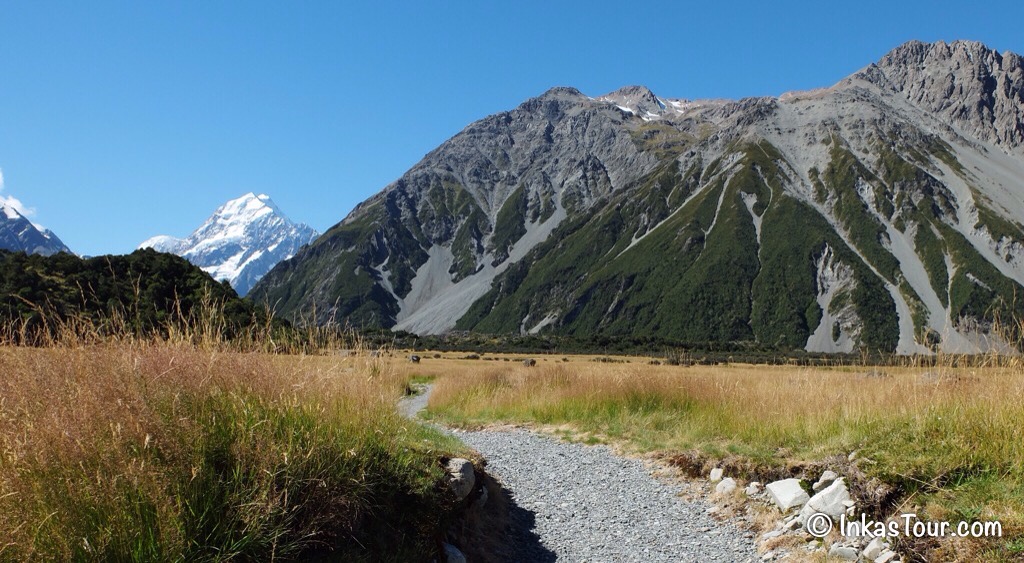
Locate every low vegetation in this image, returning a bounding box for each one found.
[0,248,275,343]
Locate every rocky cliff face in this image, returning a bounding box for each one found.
[253,40,1024,354]
[0,203,71,256]
[141,193,318,296]
[862,40,1024,150]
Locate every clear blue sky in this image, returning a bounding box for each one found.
[1,1,1021,256]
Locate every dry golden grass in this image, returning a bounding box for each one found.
[0,337,466,561]
[414,355,1024,560]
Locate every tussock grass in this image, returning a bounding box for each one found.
[0,321,466,561]
[425,358,1024,558]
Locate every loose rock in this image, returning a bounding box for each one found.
[863,537,888,559]
[766,479,809,512]
[715,477,737,495]
[447,458,475,500]
[709,467,724,482]
[828,544,859,560]
[812,470,838,492]
[442,542,467,563]
[799,478,851,522]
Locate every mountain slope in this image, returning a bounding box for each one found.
[253,40,1024,354]
[0,203,71,256]
[141,193,318,296]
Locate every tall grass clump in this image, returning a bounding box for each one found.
[0,312,466,561]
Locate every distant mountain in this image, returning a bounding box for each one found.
[0,202,71,256]
[252,40,1024,354]
[140,193,318,296]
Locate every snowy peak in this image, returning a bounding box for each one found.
[192,195,276,237]
[600,85,662,109]
[0,201,71,256]
[139,234,185,254]
[598,85,697,121]
[140,193,318,296]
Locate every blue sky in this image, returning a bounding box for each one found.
[1,1,1022,256]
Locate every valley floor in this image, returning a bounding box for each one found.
[399,351,1024,562]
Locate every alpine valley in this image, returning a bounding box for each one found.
[251,40,1024,354]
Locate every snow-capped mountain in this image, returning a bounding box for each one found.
[252,40,1024,354]
[0,202,71,256]
[140,193,318,296]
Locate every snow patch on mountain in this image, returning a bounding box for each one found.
[140,193,318,296]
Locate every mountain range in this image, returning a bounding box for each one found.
[140,193,318,296]
[0,202,71,256]
[245,39,1024,353]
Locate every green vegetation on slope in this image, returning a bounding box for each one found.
[489,185,528,265]
[461,142,901,352]
[939,223,1024,327]
[0,248,269,341]
[914,223,951,304]
[821,144,901,282]
[628,121,695,160]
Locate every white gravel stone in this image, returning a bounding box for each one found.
[716,477,738,494]
[828,544,859,560]
[812,470,838,492]
[799,478,851,522]
[766,479,809,512]
[863,537,887,559]
[709,467,724,482]
[446,458,475,500]
[442,542,467,563]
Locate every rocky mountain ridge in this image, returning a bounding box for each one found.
[252,40,1024,354]
[0,202,71,256]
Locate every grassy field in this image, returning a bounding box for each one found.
[0,335,470,562]
[5,320,1022,562]
[407,353,1024,561]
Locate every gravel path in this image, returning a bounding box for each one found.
[400,386,758,562]
[398,383,431,419]
[458,430,758,562]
